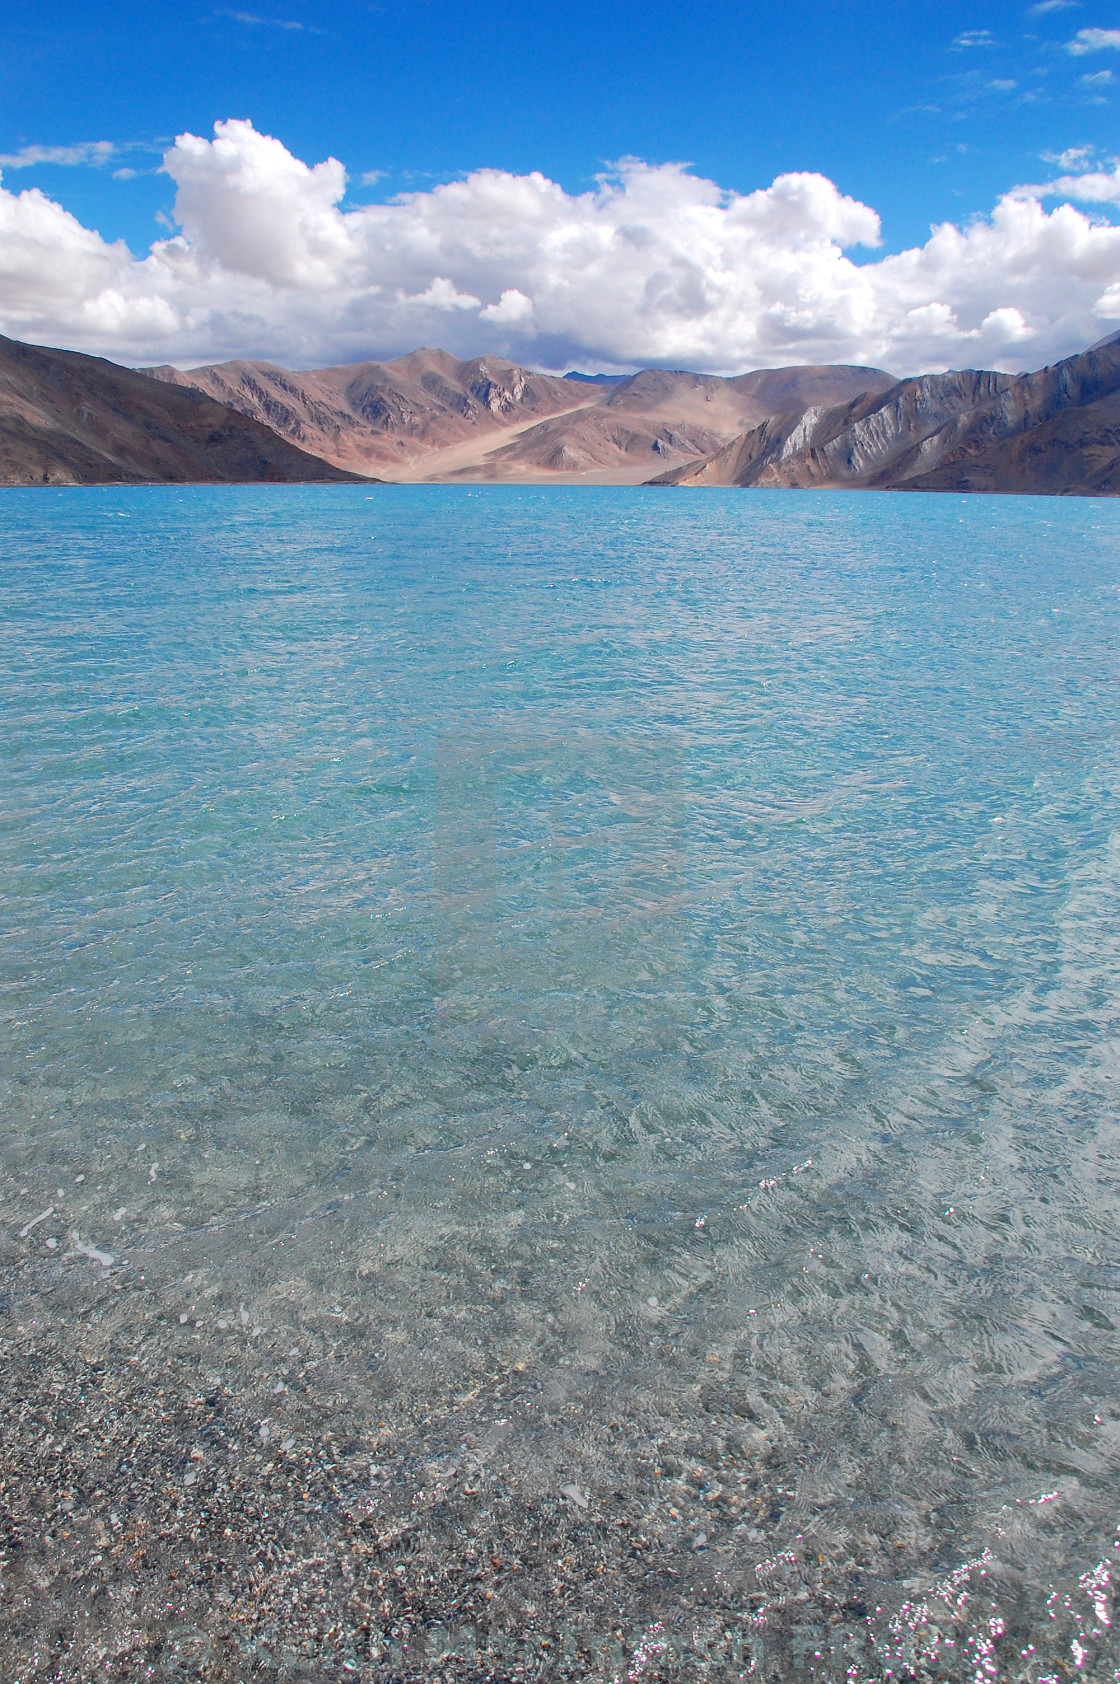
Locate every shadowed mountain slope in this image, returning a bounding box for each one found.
[0,336,366,487]
[649,341,1120,497]
[147,354,896,483]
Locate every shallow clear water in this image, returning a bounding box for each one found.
[2,484,1120,1680]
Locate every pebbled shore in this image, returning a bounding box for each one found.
[0,1251,804,1682]
[1,1247,1109,1682]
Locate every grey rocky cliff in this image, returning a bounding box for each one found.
[650,341,1120,497]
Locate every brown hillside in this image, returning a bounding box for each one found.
[0,336,366,487]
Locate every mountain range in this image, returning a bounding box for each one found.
[144,351,893,483]
[3,329,1120,495]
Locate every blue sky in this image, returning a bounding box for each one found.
[3,1,1120,372]
[2,0,1114,258]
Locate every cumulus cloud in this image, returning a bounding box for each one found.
[4,118,1120,374]
[480,288,534,324]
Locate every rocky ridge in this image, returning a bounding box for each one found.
[649,339,1120,496]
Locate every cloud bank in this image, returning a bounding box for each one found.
[2,118,1120,374]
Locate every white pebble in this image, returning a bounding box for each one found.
[69,1230,114,1268]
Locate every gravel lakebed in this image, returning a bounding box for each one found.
[1,1206,1102,1684]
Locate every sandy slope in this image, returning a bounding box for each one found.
[391,398,600,480]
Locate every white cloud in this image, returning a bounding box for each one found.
[0,141,116,169]
[1067,26,1120,51]
[401,276,482,311]
[1044,145,1096,167]
[1030,0,1078,11]
[4,118,1120,375]
[480,288,534,324]
[167,121,351,288]
[1033,159,1120,202]
[1081,67,1115,82]
[953,29,996,47]
[220,11,306,28]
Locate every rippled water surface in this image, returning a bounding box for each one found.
[3,485,1120,1680]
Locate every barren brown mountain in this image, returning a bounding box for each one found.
[147,351,896,482]
[448,365,898,480]
[650,338,1120,497]
[0,335,365,487]
[13,328,1120,496]
[146,350,591,478]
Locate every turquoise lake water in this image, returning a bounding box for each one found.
[2,484,1120,1679]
